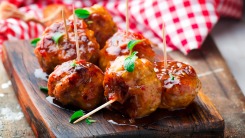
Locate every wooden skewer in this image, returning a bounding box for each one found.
[73,99,116,124]
[62,9,69,41]
[162,23,167,69]
[73,3,121,123]
[126,0,129,35]
[73,6,80,61]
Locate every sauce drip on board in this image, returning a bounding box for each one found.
[102,102,199,129]
[46,82,200,128]
[46,96,80,111]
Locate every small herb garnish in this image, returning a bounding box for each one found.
[69,110,84,123]
[52,32,64,44]
[127,40,143,55]
[124,51,138,72]
[71,60,77,67]
[39,86,48,93]
[31,38,40,47]
[69,110,96,125]
[85,117,96,125]
[169,73,175,80]
[75,9,90,19]
[123,40,143,72]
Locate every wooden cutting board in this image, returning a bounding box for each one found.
[2,40,224,137]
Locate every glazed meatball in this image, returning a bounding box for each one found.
[154,61,201,110]
[48,60,104,111]
[70,4,117,48]
[34,19,100,74]
[104,56,162,118]
[99,30,156,71]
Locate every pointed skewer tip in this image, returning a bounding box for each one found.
[73,99,116,124]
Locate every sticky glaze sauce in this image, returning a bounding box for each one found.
[102,108,182,128]
[46,96,80,111]
[154,61,197,89]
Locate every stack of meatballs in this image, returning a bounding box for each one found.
[34,5,201,119]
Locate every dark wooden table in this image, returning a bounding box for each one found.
[169,36,245,137]
[212,18,245,95]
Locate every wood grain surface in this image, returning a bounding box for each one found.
[212,18,245,95]
[1,39,225,137]
[168,36,245,137]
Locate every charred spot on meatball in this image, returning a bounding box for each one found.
[48,60,104,111]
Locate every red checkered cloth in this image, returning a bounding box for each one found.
[0,0,243,55]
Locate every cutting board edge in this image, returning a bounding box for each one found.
[2,41,56,138]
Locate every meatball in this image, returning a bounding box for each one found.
[72,4,117,48]
[48,60,104,111]
[99,30,156,71]
[104,56,162,118]
[34,19,100,74]
[154,61,201,110]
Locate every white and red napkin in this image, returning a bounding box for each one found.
[0,0,243,55]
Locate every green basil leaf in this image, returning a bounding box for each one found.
[31,38,40,47]
[52,32,64,44]
[71,60,77,67]
[127,40,143,54]
[169,73,175,80]
[124,51,138,72]
[69,110,85,123]
[75,9,90,19]
[85,117,96,125]
[39,86,48,93]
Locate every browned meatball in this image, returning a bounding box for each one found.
[154,61,201,110]
[84,5,118,48]
[104,56,162,118]
[69,5,117,48]
[34,19,100,74]
[48,60,104,111]
[99,30,156,71]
